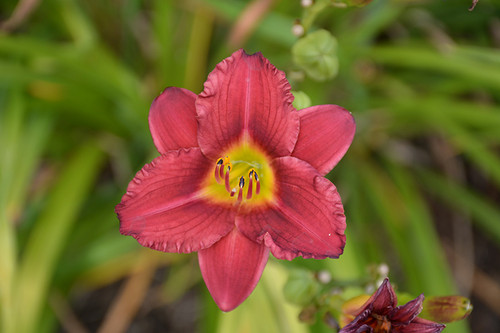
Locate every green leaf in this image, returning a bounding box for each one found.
[13,142,105,333]
[283,269,319,306]
[370,44,500,92]
[418,170,500,245]
[217,262,308,333]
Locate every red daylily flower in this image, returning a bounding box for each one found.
[116,49,355,311]
[340,278,446,333]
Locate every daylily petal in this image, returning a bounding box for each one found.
[393,317,445,333]
[236,156,346,260]
[149,87,198,153]
[116,148,235,253]
[370,278,397,315]
[391,294,424,325]
[292,105,355,175]
[196,49,300,159]
[198,228,269,312]
[339,309,373,333]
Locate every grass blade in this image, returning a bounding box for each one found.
[13,142,105,333]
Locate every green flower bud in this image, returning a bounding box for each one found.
[420,296,473,323]
[283,269,319,306]
[292,91,312,110]
[292,29,339,81]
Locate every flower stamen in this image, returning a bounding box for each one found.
[373,314,391,333]
[237,176,245,203]
[255,171,260,195]
[224,164,232,193]
[214,158,223,184]
[211,149,269,205]
[247,170,254,199]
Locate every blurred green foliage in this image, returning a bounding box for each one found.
[1,0,499,332]
[292,29,339,81]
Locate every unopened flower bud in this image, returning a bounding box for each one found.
[292,24,305,37]
[301,0,314,7]
[420,296,473,323]
[292,29,338,81]
[378,263,389,276]
[316,270,332,284]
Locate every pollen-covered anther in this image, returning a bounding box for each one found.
[246,169,261,200]
[237,176,245,203]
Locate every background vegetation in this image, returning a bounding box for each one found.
[1,0,499,332]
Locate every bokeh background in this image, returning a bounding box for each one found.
[1,0,499,332]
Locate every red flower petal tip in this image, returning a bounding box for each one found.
[199,228,269,311]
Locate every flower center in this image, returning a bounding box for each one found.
[372,314,391,333]
[202,141,275,206]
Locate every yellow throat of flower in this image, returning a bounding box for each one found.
[202,140,275,206]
